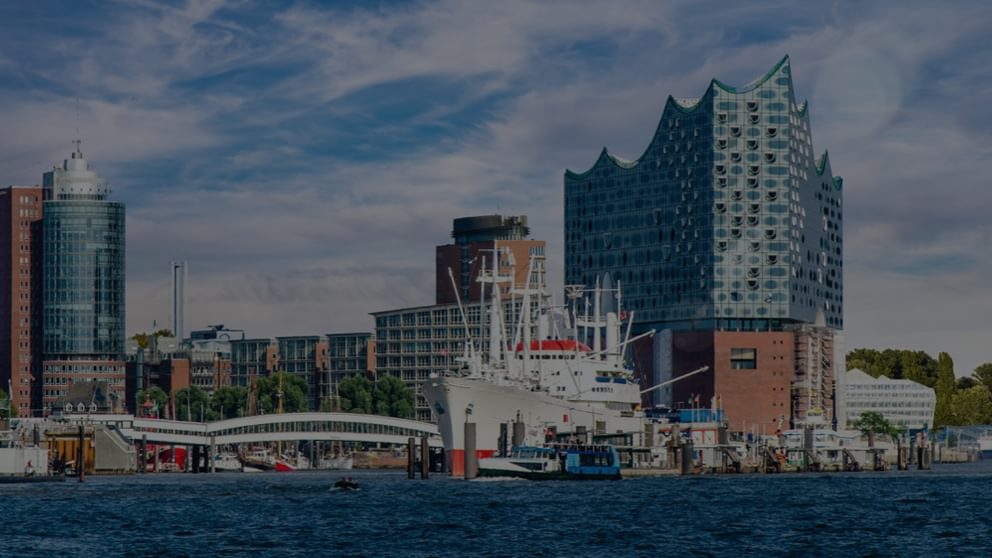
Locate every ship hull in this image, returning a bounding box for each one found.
[423,375,643,477]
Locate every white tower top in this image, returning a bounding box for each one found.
[49,141,110,201]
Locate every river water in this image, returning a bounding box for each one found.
[3,462,990,557]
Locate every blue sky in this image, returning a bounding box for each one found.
[2,0,991,376]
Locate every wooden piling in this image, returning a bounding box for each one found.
[420,436,430,479]
[407,437,416,479]
[680,441,694,475]
[77,425,85,483]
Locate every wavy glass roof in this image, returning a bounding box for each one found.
[565,55,814,180]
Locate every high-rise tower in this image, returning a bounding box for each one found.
[564,57,843,431]
[41,144,126,414]
[0,185,45,416]
[435,215,545,305]
[171,261,187,341]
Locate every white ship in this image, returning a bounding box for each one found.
[423,253,655,477]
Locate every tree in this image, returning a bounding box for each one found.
[255,372,308,414]
[130,329,175,349]
[337,375,373,414]
[853,411,901,439]
[973,363,992,390]
[933,352,957,428]
[210,386,248,419]
[846,348,939,386]
[372,375,415,419]
[957,377,978,390]
[0,388,9,419]
[175,385,218,422]
[950,386,992,426]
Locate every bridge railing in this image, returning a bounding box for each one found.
[61,412,439,446]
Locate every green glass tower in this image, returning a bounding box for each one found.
[564,55,842,332]
[41,144,126,414]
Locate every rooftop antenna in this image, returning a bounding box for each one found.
[74,97,82,153]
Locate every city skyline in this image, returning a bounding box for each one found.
[2,1,991,377]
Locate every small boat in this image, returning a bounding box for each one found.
[214,453,263,473]
[332,477,361,491]
[478,444,622,480]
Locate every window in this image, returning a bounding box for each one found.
[731,348,757,369]
[766,127,777,138]
[730,152,741,162]
[746,101,759,112]
[717,113,728,123]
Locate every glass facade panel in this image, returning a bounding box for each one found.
[42,200,126,358]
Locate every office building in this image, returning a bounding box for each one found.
[325,332,375,408]
[0,185,45,416]
[564,56,843,432]
[41,144,126,414]
[841,369,935,430]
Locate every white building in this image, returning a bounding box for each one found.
[841,369,936,430]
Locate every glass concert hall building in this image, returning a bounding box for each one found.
[564,56,843,432]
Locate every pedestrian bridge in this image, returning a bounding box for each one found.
[62,412,441,448]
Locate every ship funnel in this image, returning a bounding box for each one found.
[606,312,619,356]
[537,311,549,341]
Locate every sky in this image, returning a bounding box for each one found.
[1,0,991,377]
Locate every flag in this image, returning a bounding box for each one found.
[563,414,569,423]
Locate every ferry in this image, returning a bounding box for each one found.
[423,258,654,477]
[478,444,621,480]
[979,435,992,459]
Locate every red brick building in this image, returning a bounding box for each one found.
[435,215,545,305]
[0,186,45,416]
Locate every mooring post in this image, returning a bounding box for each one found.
[464,422,478,479]
[421,435,430,479]
[77,425,85,483]
[407,437,416,479]
[139,434,148,474]
[209,436,216,473]
[680,440,694,475]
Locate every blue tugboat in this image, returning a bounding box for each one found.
[477,444,621,480]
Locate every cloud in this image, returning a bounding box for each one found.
[2,1,992,375]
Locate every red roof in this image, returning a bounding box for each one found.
[514,340,591,352]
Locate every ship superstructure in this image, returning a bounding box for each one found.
[423,251,654,476]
